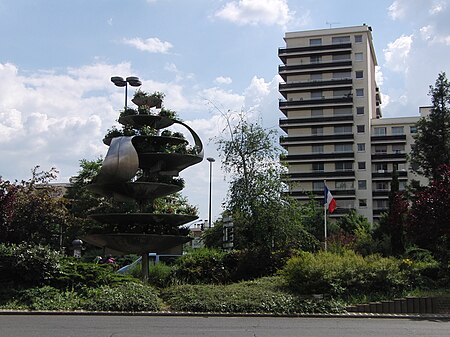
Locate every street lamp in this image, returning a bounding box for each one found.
[207,157,215,228]
[111,76,142,110]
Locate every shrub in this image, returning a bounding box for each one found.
[282,250,408,298]
[0,243,62,286]
[18,286,82,311]
[172,248,229,284]
[51,258,137,290]
[82,283,161,312]
[148,263,174,288]
[161,276,345,314]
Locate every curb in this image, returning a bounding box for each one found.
[1,310,450,319]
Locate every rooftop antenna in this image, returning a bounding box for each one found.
[326,21,340,29]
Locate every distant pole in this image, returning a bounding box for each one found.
[111,76,142,110]
[207,157,215,228]
[324,180,328,251]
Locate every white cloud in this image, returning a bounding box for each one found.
[383,35,413,72]
[430,0,447,14]
[375,66,384,86]
[214,0,294,27]
[388,0,405,20]
[122,37,173,53]
[214,76,232,85]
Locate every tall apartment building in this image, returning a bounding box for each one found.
[278,25,426,223]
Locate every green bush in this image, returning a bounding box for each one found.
[18,286,82,311]
[161,276,345,314]
[148,263,174,288]
[172,248,229,284]
[51,258,137,290]
[82,283,161,312]
[0,243,62,286]
[282,250,408,297]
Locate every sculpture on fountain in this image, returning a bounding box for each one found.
[83,87,203,280]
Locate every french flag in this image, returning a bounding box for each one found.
[324,185,336,213]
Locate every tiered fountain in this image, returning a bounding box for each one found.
[83,88,203,280]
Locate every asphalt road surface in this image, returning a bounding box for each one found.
[0,315,449,337]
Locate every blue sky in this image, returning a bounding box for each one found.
[1,0,450,223]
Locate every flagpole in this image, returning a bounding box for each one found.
[324,180,327,251]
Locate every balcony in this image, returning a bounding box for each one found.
[288,189,356,197]
[280,133,354,145]
[279,60,352,80]
[278,43,352,62]
[372,170,408,179]
[279,78,352,94]
[371,135,406,143]
[280,115,353,131]
[371,152,407,161]
[279,96,353,112]
[284,170,355,179]
[284,152,354,161]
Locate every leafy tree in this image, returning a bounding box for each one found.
[215,113,316,251]
[0,167,70,249]
[407,164,450,253]
[410,72,450,180]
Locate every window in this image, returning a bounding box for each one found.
[358,180,367,190]
[310,73,322,81]
[335,162,352,171]
[311,90,323,99]
[332,36,350,44]
[375,182,388,191]
[334,107,352,116]
[399,181,407,191]
[375,163,388,172]
[410,126,417,134]
[358,161,366,170]
[375,199,388,210]
[333,71,351,79]
[312,181,324,191]
[357,143,365,152]
[356,106,365,115]
[335,144,352,152]
[311,108,323,117]
[334,89,351,98]
[374,145,387,154]
[335,180,354,190]
[356,88,364,97]
[332,53,351,61]
[310,55,321,64]
[392,144,405,154]
[359,199,367,207]
[392,126,404,135]
[357,125,365,133]
[312,144,324,153]
[355,35,363,43]
[334,125,352,134]
[312,162,324,172]
[355,70,363,79]
[374,127,386,136]
[310,38,322,46]
[311,126,323,135]
[355,52,363,61]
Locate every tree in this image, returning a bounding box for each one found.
[0,167,70,250]
[410,72,450,180]
[407,164,450,253]
[215,113,317,251]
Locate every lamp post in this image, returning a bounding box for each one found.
[111,76,142,110]
[207,157,215,228]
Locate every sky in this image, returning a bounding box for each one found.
[1,0,450,224]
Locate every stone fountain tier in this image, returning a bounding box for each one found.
[103,135,187,147]
[87,182,182,203]
[118,115,174,130]
[82,233,192,255]
[137,153,203,175]
[89,213,197,226]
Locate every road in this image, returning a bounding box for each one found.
[0,314,449,337]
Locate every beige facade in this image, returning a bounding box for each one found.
[279,25,427,223]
